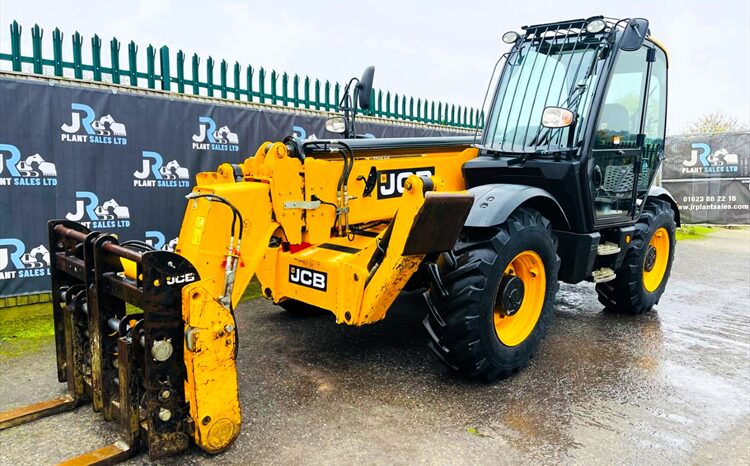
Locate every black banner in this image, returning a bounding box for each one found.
[0,77,465,297]
[661,132,750,224]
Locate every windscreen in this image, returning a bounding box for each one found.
[483,35,606,154]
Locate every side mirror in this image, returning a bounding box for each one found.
[356,66,375,110]
[620,18,649,51]
[541,106,574,128]
[325,116,347,134]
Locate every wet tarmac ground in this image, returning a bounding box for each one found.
[1,228,748,465]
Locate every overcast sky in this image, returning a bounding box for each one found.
[1,0,748,134]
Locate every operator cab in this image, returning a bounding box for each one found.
[468,16,669,232]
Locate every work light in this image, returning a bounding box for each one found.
[502,31,520,44]
[585,19,606,34]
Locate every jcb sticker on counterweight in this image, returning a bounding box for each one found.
[377,167,435,199]
[289,265,327,291]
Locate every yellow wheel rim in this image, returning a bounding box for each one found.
[643,227,670,292]
[494,250,546,347]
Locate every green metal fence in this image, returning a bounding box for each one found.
[0,20,484,129]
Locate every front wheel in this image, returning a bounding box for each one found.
[596,198,677,314]
[424,207,559,381]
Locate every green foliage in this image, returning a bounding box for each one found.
[675,225,713,241]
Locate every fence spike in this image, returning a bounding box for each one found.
[246,65,254,102]
[233,62,241,100]
[293,74,300,107]
[146,44,156,88]
[31,24,43,74]
[282,72,289,105]
[72,31,83,79]
[159,45,171,91]
[258,67,266,103]
[191,53,200,95]
[303,75,310,109]
[52,28,64,77]
[206,56,215,96]
[324,80,330,110]
[128,41,138,86]
[314,79,321,110]
[175,50,185,93]
[91,34,102,81]
[10,20,22,72]
[220,59,228,98]
[271,70,278,105]
[110,37,121,84]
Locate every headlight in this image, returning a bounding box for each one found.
[502,31,520,44]
[325,117,346,134]
[541,106,574,128]
[585,19,606,34]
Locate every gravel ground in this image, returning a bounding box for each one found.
[1,228,748,465]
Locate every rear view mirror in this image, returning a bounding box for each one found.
[620,18,649,51]
[541,106,574,128]
[356,66,375,110]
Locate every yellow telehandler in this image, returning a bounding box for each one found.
[0,16,678,464]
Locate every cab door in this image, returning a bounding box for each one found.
[588,46,651,225]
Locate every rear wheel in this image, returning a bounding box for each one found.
[596,198,677,314]
[424,207,559,381]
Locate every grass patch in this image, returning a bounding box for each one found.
[241,278,263,302]
[675,225,713,241]
[0,302,55,358]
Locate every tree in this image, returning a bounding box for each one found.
[685,111,747,135]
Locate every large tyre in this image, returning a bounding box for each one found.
[424,207,559,381]
[596,198,676,314]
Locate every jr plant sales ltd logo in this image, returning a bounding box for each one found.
[65,191,131,229]
[61,103,128,145]
[682,143,739,175]
[0,144,57,187]
[133,151,190,188]
[192,117,240,152]
[0,238,51,280]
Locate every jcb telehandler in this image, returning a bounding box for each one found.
[1,16,678,464]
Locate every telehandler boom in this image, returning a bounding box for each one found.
[1,16,678,463]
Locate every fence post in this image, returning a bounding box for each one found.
[386,91,391,118]
[233,62,241,100]
[334,82,340,109]
[409,97,414,121]
[293,74,300,107]
[110,37,121,84]
[220,59,228,98]
[303,76,309,109]
[146,45,156,88]
[246,65,253,102]
[377,90,383,117]
[314,79,320,110]
[206,56,215,97]
[271,70,277,105]
[258,67,266,103]
[91,34,102,81]
[191,53,200,95]
[417,99,422,123]
[72,31,83,79]
[176,50,185,93]
[10,21,22,72]
[52,28,64,76]
[160,45,171,91]
[31,24,43,74]
[283,73,289,106]
[324,80,330,110]
[128,41,138,86]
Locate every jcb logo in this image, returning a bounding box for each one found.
[289,265,327,291]
[165,272,196,286]
[377,167,435,199]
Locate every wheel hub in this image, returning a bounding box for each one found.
[498,275,525,316]
[644,245,657,272]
